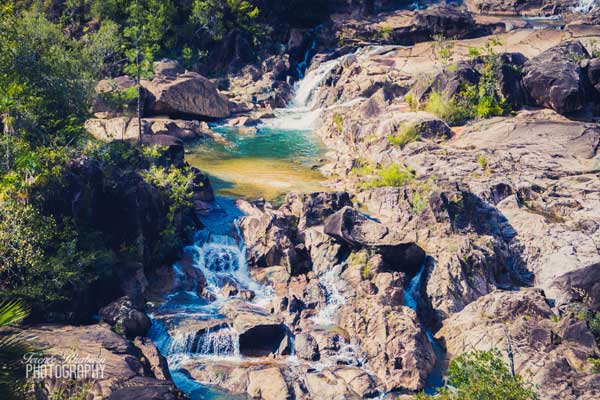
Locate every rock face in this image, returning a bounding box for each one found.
[464,0,576,16]
[323,206,426,275]
[99,296,152,338]
[340,302,435,391]
[247,368,291,400]
[238,201,310,276]
[29,324,181,399]
[437,289,600,400]
[142,66,230,119]
[523,41,591,114]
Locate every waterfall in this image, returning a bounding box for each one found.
[573,0,598,13]
[404,265,425,311]
[291,58,343,109]
[403,262,446,394]
[296,39,317,79]
[166,327,238,357]
[190,230,272,303]
[313,263,346,326]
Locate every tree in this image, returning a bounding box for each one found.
[417,349,537,400]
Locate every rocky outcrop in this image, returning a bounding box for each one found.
[324,206,426,275]
[333,5,499,47]
[99,296,152,338]
[221,301,288,357]
[238,201,310,275]
[29,324,181,399]
[437,289,600,400]
[523,41,592,114]
[247,368,291,400]
[464,0,576,16]
[340,302,435,391]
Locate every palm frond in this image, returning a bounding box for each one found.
[0,300,29,327]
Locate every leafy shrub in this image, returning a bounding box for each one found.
[477,154,488,171]
[424,90,466,126]
[0,201,113,313]
[417,349,536,400]
[367,164,415,188]
[388,123,420,148]
[333,113,343,134]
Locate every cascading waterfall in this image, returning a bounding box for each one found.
[404,262,446,394]
[573,0,598,13]
[313,263,346,326]
[261,45,392,131]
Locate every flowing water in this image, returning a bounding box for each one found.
[403,262,446,395]
[152,41,448,399]
[149,46,359,399]
[185,52,347,202]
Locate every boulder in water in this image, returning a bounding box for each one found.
[221,301,288,357]
[294,332,320,361]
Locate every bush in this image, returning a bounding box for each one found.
[424,90,466,126]
[0,200,113,313]
[417,349,536,400]
[388,123,420,148]
[367,164,415,188]
[333,113,344,134]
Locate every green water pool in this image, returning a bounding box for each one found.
[186,125,327,202]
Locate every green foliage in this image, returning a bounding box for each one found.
[573,305,600,344]
[477,154,489,171]
[410,177,436,215]
[388,122,420,148]
[424,90,466,126]
[433,34,455,71]
[378,24,393,41]
[142,165,195,255]
[0,201,111,311]
[0,299,38,400]
[425,37,511,125]
[366,163,415,188]
[333,113,344,134]
[0,9,93,149]
[405,92,418,111]
[589,358,600,373]
[191,0,263,42]
[417,349,536,400]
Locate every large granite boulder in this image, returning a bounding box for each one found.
[29,324,181,399]
[340,302,435,391]
[294,332,320,361]
[547,262,600,311]
[247,367,291,400]
[142,71,230,119]
[523,41,591,114]
[323,206,425,275]
[238,202,310,275]
[281,191,353,230]
[99,296,152,338]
